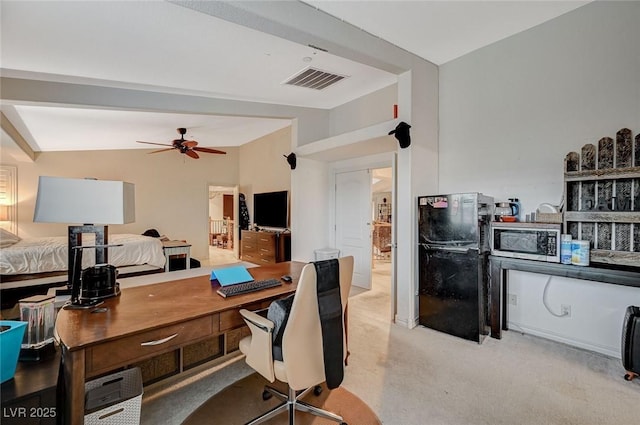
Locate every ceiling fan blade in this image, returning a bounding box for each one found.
[149,148,176,154]
[185,150,199,159]
[193,147,226,155]
[182,141,198,148]
[137,141,173,147]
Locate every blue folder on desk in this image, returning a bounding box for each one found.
[211,265,254,286]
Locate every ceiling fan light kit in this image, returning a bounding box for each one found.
[137,128,226,159]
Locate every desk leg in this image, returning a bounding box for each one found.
[62,346,85,425]
[489,260,502,339]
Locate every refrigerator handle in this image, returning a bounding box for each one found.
[420,244,475,253]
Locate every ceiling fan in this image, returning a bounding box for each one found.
[136,128,226,159]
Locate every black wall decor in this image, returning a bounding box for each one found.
[284,152,297,170]
[389,121,411,148]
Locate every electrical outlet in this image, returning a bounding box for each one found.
[508,294,517,306]
[561,304,571,317]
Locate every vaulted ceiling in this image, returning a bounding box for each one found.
[0,1,588,159]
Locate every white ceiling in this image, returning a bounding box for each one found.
[0,1,588,156]
[307,1,588,66]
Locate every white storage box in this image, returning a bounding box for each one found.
[85,367,143,425]
[314,248,340,261]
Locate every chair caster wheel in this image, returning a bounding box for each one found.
[262,389,273,400]
[313,385,323,396]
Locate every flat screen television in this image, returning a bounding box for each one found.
[253,191,288,229]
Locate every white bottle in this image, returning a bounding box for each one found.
[560,234,572,265]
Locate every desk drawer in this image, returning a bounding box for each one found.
[87,315,215,374]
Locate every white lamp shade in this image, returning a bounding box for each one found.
[33,176,135,224]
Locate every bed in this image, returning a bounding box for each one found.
[0,233,166,308]
[1,233,165,276]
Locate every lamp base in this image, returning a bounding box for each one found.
[63,299,104,310]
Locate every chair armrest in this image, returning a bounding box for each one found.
[240,309,273,332]
[239,309,276,382]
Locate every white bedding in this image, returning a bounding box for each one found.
[0,233,166,275]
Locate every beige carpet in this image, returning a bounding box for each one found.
[182,373,381,425]
[142,261,640,425]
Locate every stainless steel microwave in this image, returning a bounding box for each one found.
[490,222,561,262]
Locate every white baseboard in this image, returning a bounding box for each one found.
[394,315,418,329]
[508,321,620,359]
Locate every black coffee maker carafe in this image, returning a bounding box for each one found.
[66,245,121,309]
[80,264,120,301]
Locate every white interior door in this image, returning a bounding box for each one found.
[335,169,372,289]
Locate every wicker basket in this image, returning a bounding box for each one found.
[85,367,143,425]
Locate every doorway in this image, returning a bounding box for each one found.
[370,167,393,318]
[335,170,373,289]
[372,167,393,264]
[334,164,395,322]
[208,185,239,266]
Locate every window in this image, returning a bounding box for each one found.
[0,165,17,234]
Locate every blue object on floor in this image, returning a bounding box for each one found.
[1,320,27,383]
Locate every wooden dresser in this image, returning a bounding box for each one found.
[240,230,291,264]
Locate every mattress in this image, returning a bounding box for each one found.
[0,234,166,276]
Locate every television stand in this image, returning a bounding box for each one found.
[240,230,291,264]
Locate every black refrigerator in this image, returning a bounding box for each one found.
[417,193,494,343]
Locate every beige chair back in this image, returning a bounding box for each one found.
[280,256,353,390]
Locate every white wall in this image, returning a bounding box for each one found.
[508,271,639,358]
[439,1,640,357]
[209,194,224,219]
[440,1,640,212]
[238,126,292,227]
[399,61,440,326]
[11,148,239,260]
[290,157,331,262]
[329,84,397,137]
[7,126,292,263]
[294,65,439,328]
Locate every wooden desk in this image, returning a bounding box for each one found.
[489,256,640,339]
[55,261,305,425]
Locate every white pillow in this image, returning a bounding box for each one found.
[0,228,21,248]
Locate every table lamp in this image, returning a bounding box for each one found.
[33,176,135,309]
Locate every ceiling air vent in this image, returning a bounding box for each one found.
[283,67,347,90]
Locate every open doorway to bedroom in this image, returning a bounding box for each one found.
[370,168,393,317]
[207,185,239,266]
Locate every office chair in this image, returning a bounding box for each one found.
[239,256,354,425]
